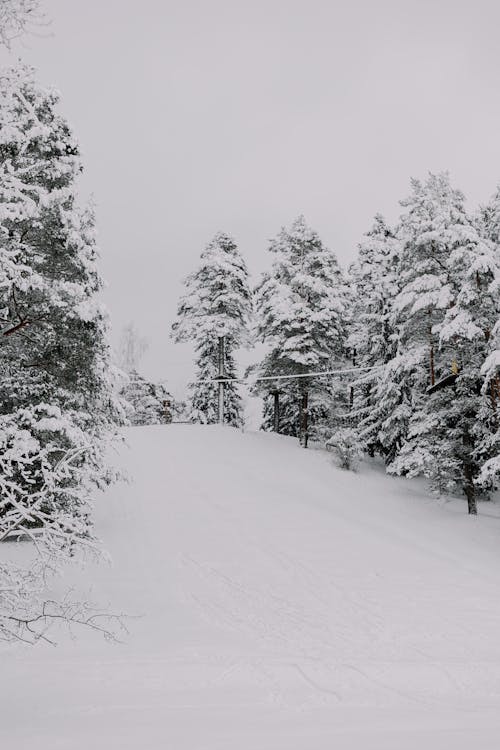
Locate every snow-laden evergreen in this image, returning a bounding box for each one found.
[172,232,252,427]
[366,173,499,512]
[478,318,500,486]
[0,64,122,640]
[254,215,349,444]
[347,214,400,458]
[341,174,500,512]
[472,186,500,488]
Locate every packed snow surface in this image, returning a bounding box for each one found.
[2,425,500,749]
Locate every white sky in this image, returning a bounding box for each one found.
[2,0,500,394]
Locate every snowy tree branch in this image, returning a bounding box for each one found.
[0,0,47,48]
[4,597,129,645]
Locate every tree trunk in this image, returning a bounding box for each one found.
[462,426,477,515]
[463,464,478,516]
[300,390,309,448]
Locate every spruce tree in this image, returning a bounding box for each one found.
[348,215,400,458]
[254,215,349,446]
[477,323,500,489]
[471,187,500,490]
[386,173,497,512]
[172,232,252,427]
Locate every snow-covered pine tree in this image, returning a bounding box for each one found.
[172,232,252,427]
[438,223,500,511]
[471,186,500,491]
[387,172,498,513]
[477,321,500,489]
[254,215,349,446]
[0,64,122,639]
[478,185,500,245]
[347,214,400,458]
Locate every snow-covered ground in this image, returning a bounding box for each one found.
[2,424,500,749]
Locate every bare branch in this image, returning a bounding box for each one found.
[4,597,130,645]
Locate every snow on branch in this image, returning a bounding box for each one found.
[3,593,128,645]
[0,0,46,48]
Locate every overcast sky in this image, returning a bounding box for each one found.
[2,0,500,394]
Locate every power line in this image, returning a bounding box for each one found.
[198,364,384,385]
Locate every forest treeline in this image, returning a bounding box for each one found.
[173,174,500,515]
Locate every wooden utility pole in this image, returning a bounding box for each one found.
[218,336,225,425]
[272,390,280,433]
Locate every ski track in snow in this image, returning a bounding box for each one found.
[2,424,500,749]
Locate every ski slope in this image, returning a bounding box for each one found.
[2,424,500,749]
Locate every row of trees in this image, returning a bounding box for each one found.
[173,175,500,513]
[350,174,500,514]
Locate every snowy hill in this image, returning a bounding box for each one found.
[2,424,500,749]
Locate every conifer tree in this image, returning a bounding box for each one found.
[478,185,500,245]
[477,323,500,489]
[471,187,500,490]
[172,232,252,427]
[348,215,400,458]
[254,215,349,446]
[386,173,498,512]
[0,64,122,638]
